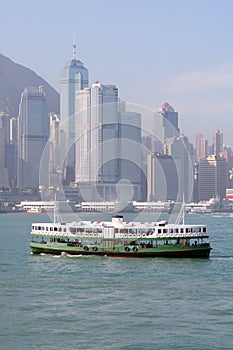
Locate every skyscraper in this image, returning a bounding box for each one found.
[60,43,89,177]
[48,113,60,187]
[75,83,118,185]
[164,135,194,203]
[147,153,179,202]
[196,133,208,161]
[198,155,227,201]
[212,129,223,156]
[75,84,142,201]
[157,102,179,140]
[17,87,49,189]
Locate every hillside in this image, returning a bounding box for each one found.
[0,53,59,116]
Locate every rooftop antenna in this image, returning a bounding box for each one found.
[72,35,76,60]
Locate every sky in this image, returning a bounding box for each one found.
[1,0,233,146]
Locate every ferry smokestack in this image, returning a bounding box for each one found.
[112,215,124,225]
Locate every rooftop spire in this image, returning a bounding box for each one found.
[72,35,76,60]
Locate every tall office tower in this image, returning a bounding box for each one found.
[147,154,179,202]
[223,145,233,170]
[196,133,208,161]
[0,112,11,186]
[157,102,180,140]
[0,112,10,144]
[17,87,49,189]
[212,129,223,156]
[48,113,60,187]
[0,128,9,187]
[118,106,142,201]
[75,83,118,198]
[60,43,89,180]
[198,155,227,201]
[165,135,194,203]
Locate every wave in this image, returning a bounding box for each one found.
[211,256,233,260]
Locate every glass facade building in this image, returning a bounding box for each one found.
[60,50,89,170]
[17,87,49,189]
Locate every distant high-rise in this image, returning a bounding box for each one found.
[75,84,142,201]
[147,154,179,202]
[196,133,208,161]
[60,42,89,176]
[212,129,223,156]
[17,87,49,189]
[0,128,9,187]
[198,155,227,201]
[0,112,12,186]
[48,113,60,187]
[165,135,194,203]
[157,102,179,140]
[118,105,142,201]
[75,83,118,185]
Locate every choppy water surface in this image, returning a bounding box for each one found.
[0,213,233,350]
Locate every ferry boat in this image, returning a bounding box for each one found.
[29,215,212,258]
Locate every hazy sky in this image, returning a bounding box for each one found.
[1,0,233,145]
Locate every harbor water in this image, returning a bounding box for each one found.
[0,212,233,350]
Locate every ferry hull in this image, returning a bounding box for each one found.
[30,243,211,259]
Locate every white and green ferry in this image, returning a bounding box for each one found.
[30,215,212,258]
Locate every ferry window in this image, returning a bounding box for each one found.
[59,228,62,232]
[64,228,66,232]
[32,226,34,229]
[163,229,167,233]
[203,227,206,233]
[174,228,179,233]
[198,228,202,232]
[54,227,57,232]
[41,227,44,231]
[169,229,173,233]
[50,227,53,231]
[38,226,41,230]
[186,228,190,233]
[35,226,38,230]
[158,229,161,234]
[180,228,184,233]
[46,227,48,231]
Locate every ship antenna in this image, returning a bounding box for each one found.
[182,193,185,225]
[72,35,76,60]
[53,189,61,224]
[175,194,185,225]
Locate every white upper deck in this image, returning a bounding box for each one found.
[31,216,208,239]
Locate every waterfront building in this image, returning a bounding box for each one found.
[226,188,233,201]
[198,155,227,201]
[17,87,49,189]
[60,42,89,180]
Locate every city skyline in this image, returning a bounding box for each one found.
[0,0,232,145]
